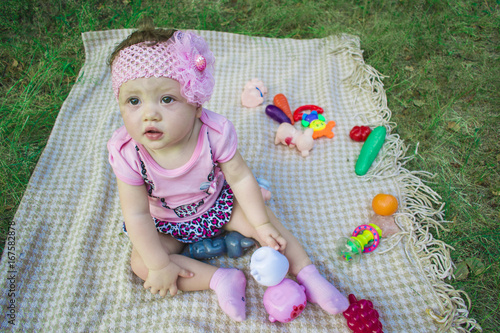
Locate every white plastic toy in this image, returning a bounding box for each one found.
[250,246,289,286]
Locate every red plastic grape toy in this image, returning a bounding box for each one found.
[343,294,383,333]
[349,126,372,142]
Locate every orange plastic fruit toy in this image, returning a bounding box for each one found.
[372,194,398,216]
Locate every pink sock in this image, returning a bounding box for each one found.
[296,264,349,314]
[210,268,247,321]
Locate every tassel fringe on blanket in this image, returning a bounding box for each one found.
[334,34,480,332]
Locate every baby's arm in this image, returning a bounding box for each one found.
[116,179,193,296]
[220,151,287,251]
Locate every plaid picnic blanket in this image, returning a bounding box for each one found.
[0,29,478,332]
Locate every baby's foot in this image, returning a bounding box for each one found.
[210,268,247,321]
[296,265,349,314]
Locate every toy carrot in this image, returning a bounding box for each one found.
[273,94,294,125]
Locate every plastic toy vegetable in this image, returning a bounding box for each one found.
[354,126,386,176]
[349,126,372,142]
[265,105,291,124]
[343,294,382,333]
[273,94,294,124]
[372,193,398,216]
[250,247,307,323]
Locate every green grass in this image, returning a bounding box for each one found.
[1,0,498,330]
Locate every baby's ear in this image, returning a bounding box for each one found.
[196,106,203,118]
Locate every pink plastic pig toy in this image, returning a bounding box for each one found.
[295,128,314,157]
[250,247,307,323]
[264,278,307,323]
[274,123,315,157]
[274,123,301,147]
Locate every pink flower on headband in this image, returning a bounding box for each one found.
[111,30,215,106]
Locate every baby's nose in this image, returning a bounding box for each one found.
[143,104,160,121]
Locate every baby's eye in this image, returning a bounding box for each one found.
[128,98,140,105]
[162,96,174,104]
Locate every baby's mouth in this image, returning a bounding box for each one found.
[144,127,164,140]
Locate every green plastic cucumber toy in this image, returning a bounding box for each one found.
[355,126,386,176]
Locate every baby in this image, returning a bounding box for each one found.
[107,23,348,321]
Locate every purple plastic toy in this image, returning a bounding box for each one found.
[264,278,307,323]
[250,247,307,323]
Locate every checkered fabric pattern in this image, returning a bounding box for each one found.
[0,29,474,332]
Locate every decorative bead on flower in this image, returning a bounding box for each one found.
[195,55,207,71]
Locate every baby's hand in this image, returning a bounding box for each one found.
[255,222,287,252]
[144,261,193,297]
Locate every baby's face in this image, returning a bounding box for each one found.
[118,77,201,156]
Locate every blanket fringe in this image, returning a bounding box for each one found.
[331,35,481,332]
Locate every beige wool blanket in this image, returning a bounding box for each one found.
[0,29,479,332]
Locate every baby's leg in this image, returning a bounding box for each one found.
[224,203,311,274]
[130,233,246,321]
[130,233,216,289]
[224,202,349,314]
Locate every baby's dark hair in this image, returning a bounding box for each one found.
[107,18,176,67]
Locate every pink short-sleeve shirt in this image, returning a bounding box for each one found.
[107,109,238,222]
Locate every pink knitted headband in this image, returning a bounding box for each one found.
[111,30,215,106]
